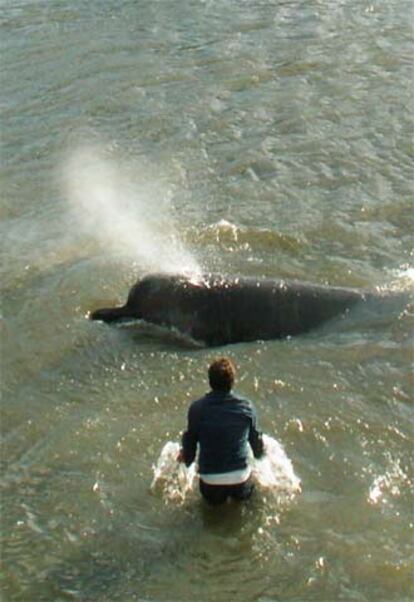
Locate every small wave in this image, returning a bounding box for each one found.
[185,220,305,254]
[118,319,205,349]
[382,265,414,293]
[368,455,410,506]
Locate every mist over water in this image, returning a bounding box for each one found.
[63,145,201,275]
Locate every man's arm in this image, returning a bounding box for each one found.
[249,407,264,459]
[179,405,198,466]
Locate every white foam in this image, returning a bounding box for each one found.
[384,265,414,293]
[251,434,301,497]
[151,434,301,504]
[151,442,196,504]
[368,455,408,506]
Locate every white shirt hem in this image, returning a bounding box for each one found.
[199,466,251,485]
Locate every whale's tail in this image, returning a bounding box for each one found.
[90,305,132,323]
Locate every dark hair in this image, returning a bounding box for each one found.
[208,357,236,392]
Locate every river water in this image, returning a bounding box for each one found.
[1,1,413,600]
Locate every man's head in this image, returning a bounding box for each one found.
[208,357,236,392]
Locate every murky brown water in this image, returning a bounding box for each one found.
[1,1,413,600]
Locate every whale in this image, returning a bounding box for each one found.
[89,272,380,346]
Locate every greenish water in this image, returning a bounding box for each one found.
[1,1,413,601]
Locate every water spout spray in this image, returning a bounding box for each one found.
[63,145,201,275]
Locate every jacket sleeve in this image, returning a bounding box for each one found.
[181,405,198,466]
[249,406,264,459]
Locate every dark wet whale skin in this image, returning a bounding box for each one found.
[90,273,377,345]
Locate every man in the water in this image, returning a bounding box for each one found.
[178,357,264,505]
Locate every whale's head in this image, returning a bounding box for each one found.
[127,273,207,330]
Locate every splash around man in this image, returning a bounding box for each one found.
[178,357,265,505]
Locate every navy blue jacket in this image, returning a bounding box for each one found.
[181,390,264,474]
